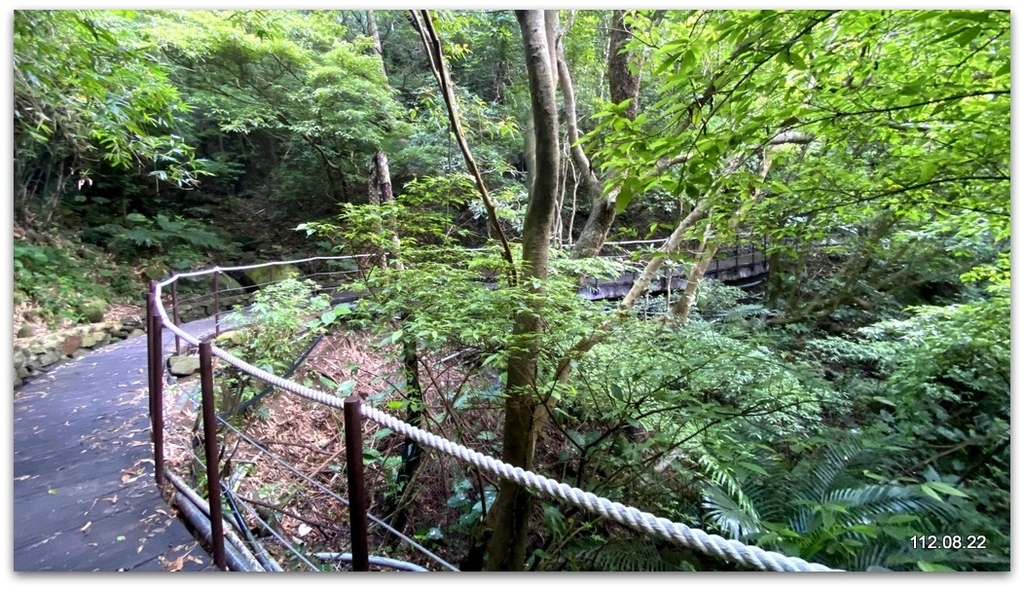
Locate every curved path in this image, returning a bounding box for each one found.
[11,249,769,572]
[13,317,219,571]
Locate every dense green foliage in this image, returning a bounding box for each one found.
[217,278,331,418]
[12,9,1009,572]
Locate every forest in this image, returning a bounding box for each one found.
[12,9,1010,572]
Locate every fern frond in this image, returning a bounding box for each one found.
[825,485,952,522]
[590,537,692,571]
[698,453,759,520]
[702,484,763,539]
[798,433,866,501]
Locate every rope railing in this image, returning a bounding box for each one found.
[150,252,836,573]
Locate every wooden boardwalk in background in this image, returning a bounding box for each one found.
[579,250,769,301]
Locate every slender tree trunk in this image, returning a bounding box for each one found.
[382,335,424,539]
[607,10,641,120]
[670,233,718,322]
[412,10,518,281]
[670,149,774,321]
[366,11,383,56]
[523,110,536,198]
[485,9,560,571]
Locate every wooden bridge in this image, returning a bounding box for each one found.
[578,244,770,302]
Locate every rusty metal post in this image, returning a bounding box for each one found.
[146,284,158,481]
[170,279,181,356]
[199,342,227,570]
[213,271,221,337]
[148,282,166,488]
[344,396,370,571]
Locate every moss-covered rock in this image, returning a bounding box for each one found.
[79,299,107,323]
[243,264,301,289]
[167,355,201,377]
[213,330,244,346]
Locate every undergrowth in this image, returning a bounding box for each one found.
[13,230,142,329]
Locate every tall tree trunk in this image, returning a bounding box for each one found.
[607,10,641,120]
[485,9,560,571]
[382,335,424,540]
[366,10,388,79]
[368,150,400,270]
[569,10,641,259]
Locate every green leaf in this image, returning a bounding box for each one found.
[916,161,938,184]
[336,379,357,397]
[389,329,404,345]
[610,383,625,402]
[922,481,970,499]
[917,561,954,572]
[788,48,806,71]
[680,48,697,72]
[615,178,640,213]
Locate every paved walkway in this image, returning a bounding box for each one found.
[13,319,217,572]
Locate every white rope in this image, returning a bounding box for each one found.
[153,256,839,573]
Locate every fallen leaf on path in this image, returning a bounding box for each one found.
[162,555,186,572]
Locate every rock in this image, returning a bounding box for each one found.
[214,273,246,296]
[80,330,109,348]
[180,271,245,293]
[79,299,107,323]
[37,349,62,368]
[167,355,201,377]
[62,334,83,356]
[13,348,29,379]
[120,316,143,330]
[143,262,169,281]
[213,330,243,346]
[16,325,35,338]
[12,321,138,388]
[243,264,301,289]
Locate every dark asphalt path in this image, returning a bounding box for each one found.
[13,315,223,572]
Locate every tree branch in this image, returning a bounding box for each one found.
[411,10,519,284]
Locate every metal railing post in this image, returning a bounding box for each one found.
[170,278,181,356]
[213,271,221,337]
[148,281,166,489]
[199,342,227,570]
[344,396,370,571]
[146,284,157,483]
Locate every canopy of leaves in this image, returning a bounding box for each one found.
[14,10,205,225]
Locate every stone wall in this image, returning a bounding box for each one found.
[13,317,146,388]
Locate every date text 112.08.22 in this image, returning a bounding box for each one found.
[911,535,987,550]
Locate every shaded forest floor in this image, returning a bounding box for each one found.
[159,326,502,571]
